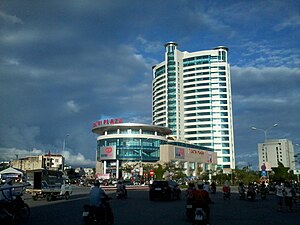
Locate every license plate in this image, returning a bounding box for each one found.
[82,212,89,217]
[155,188,161,190]
[186,205,193,209]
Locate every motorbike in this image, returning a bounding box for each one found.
[186,199,210,225]
[238,186,246,200]
[260,187,267,200]
[247,190,256,201]
[210,186,216,194]
[222,186,230,200]
[0,195,30,225]
[116,187,127,200]
[82,197,114,225]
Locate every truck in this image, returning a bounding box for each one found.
[25,169,72,201]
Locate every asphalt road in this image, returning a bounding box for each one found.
[20,185,300,225]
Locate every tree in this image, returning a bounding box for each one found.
[270,161,295,181]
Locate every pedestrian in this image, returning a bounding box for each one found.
[275,181,285,212]
[284,182,293,212]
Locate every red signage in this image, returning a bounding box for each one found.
[105,147,113,154]
[189,149,205,155]
[93,118,123,127]
[150,170,155,176]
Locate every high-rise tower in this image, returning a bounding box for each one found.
[152,42,235,170]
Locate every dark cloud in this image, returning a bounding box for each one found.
[0,0,299,168]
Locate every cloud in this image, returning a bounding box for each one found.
[0,147,95,167]
[66,100,80,113]
[0,11,23,24]
[0,147,43,161]
[0,0,299,170]
[61,150,95,167]
[274,14,300,31]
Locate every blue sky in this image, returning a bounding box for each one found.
[0,0,299,169]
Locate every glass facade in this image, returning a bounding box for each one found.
[97,138,167,162]
[152,43,235,170]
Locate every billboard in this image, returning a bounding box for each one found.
[174,147,185,159]
[99,146,116,160]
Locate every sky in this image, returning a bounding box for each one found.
[0,0,299,170]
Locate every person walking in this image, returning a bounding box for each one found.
[284,182,293,212]
[275,181,285,212]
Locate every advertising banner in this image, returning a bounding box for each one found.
[174,147,185,159]
[99,146,116,160]
[187,149,217,164]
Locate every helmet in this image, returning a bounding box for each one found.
[94,180,100,186]
[6,178,13,185]
[197,181,204,189]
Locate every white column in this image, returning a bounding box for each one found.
[116,160,119,179]
[103,161,107,174]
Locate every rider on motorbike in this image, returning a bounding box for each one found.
[1,179,14,201]
[238,182,245,199]
[116,180,127,199]
[186,181,211,224]
[222,180,230,199]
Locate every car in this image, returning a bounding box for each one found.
[149,180,181,201]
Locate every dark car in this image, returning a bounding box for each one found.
[149,180,181,200]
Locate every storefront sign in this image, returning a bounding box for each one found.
[189,149,205,155]
[93,118,123,127]
[99,146,116,160]
[187,149,217,164]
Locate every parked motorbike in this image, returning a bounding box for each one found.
[82,197,114,225]
[0,195,30,225]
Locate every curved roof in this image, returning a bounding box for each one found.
[213,46,229,52]
[92,123,172,135]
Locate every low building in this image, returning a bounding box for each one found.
[11,153,65,171]
[92,119,217,179]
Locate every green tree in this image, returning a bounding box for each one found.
[270,161,295,181]
[154,164,165,180]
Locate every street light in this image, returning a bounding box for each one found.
[251,123,278,141]
[62,133,70,153]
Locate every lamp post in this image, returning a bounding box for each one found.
[251,123,278,141]
[62,133,70,153]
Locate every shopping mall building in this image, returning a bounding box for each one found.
[92,118,217,179]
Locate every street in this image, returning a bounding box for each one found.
[21,185,300,225]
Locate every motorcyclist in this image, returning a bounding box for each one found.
[1,178,14,202]
[87,180,113,223]
[260,181,267,199]
[238,182,245,199]
[247,182,256,200]
[186,182,196,199]
[190,181,211,220]
[222,180,230,199]
[210,181,216,194]
[90,180,109,207]
[116,180,127,198]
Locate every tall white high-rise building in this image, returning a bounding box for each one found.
[152,42,235,170]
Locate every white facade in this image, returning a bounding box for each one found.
[258,139,296,170]
[152,42,235,170]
